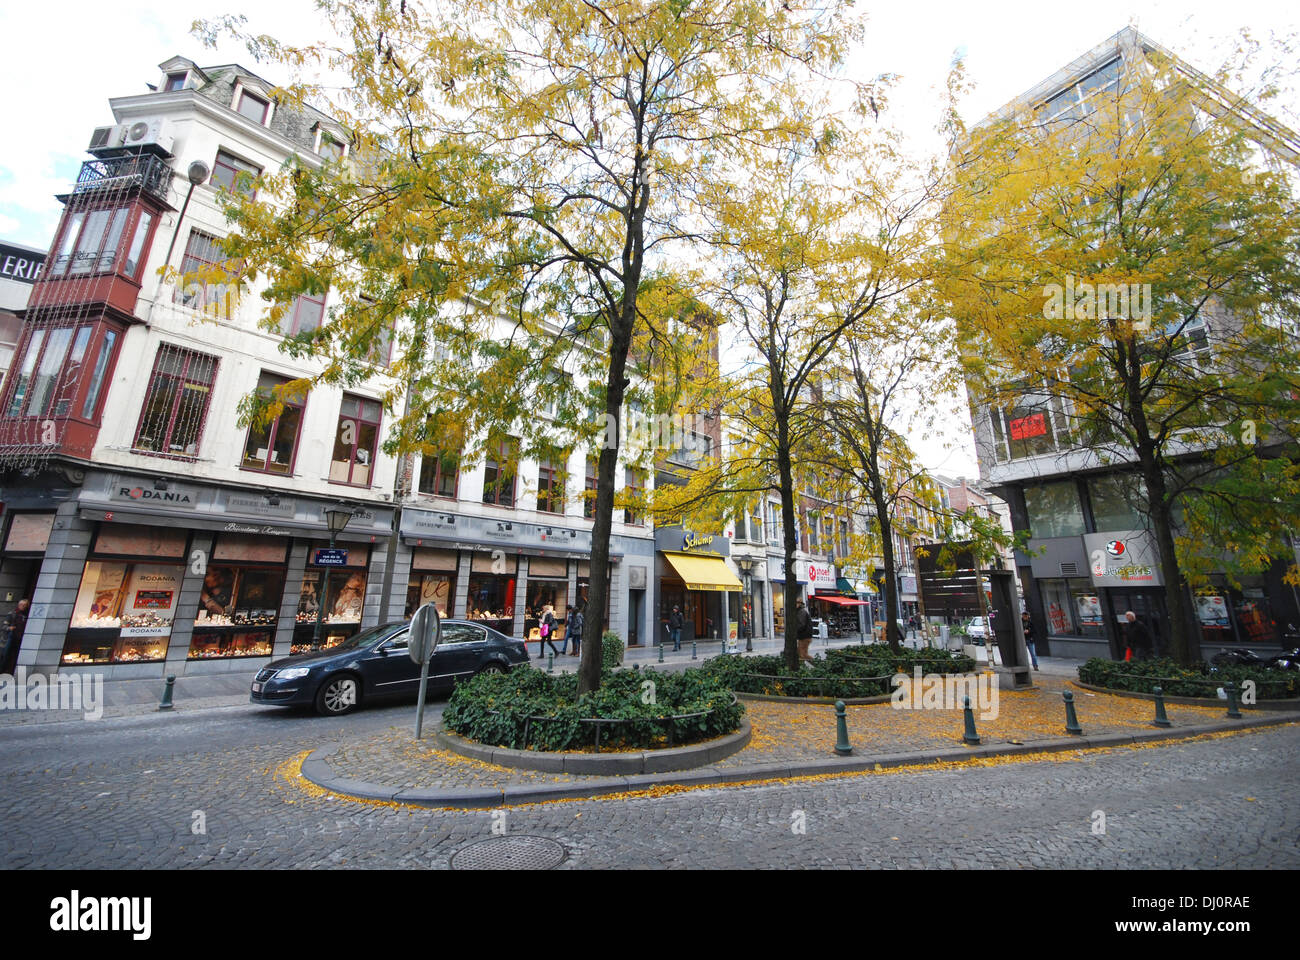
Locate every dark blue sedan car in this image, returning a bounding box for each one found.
[250,619,530,715]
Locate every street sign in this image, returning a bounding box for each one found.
[410,602,441,739]
[313,548,349,566]
[409,602,441,664]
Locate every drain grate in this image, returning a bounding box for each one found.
[450,836,567,870]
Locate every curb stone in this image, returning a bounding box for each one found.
[1071,679,1298,710]
[296,711,1300,809]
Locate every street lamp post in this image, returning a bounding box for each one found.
[735,556,757,652]
[312,504,355,649]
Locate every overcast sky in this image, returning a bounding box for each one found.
[1,0,1295,477]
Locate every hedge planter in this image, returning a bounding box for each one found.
[435,720,752,775]
[699,647,979,701]
[442,665,744,753]
[1072,679,1300,711]
[1077,657,1299,701]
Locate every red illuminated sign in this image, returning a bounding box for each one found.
[1008,413,1047,440]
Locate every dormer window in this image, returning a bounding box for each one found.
[320,135,346,161]
[236,90,270,124]
[164,72,189,92]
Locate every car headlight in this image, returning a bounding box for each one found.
[275,667,312,680]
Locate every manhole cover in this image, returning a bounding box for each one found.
[450,836,566,870]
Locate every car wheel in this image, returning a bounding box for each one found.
[315,674,360,716]
[476,662,506,676]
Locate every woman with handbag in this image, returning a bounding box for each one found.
[538,603,560,659]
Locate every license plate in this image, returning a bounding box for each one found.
[252,682,262,693]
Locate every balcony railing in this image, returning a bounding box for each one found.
[73,153,173,205]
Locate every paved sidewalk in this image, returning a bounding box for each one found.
[300,669,1298,807]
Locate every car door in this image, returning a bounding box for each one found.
[361,628,419,699]
[430,622,490,692]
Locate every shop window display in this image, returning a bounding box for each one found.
[63,560,184,664]
[405,573,454,618]
[188,564,285,659]
[525,577,568,642]
[292,543,370,653]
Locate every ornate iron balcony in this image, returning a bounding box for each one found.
[72,153,173,205]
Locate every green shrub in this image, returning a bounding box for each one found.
[443,664,743,751]
[600,630,624,670]
[1077,657,1298,699]
[696,644,979,699]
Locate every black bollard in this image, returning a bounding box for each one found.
[962,695,981,745]
[1063,690,1082,735]
[158,675,176,712]
[1152,686,1173,727]
[833,700,853,755]
[1224,683,1242,719]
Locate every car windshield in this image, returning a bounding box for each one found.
[328,623,403,652]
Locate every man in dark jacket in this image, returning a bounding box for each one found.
[1,599,30,675]
[1123,610,1153,660]
[669,606,684,651]
[794,599,814,664]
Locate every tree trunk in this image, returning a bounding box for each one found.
[775,412,801,671]
[877,497,902,653]
[579,318,632,694]
[1145,472,1198,665]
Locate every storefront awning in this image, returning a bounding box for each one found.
[812,594,869,606]
[662,552,743,592]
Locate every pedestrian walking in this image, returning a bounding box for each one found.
[1021,611,1039,670]
[566,604,584,657]
[537,603,560,658]
[1,598,30,676]
[794,599,814,664]
[669,605,684,652]
[1123,610,1152,661]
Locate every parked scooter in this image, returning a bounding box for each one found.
[1211,648,1267,667]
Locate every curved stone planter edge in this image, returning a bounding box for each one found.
[435,719,751,775]
[1071,678,1299,710]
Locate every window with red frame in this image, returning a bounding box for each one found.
[175,229,238,313]
[236,90,269,124]
[537,461,566,514]
[133,344,218,458]
[482,436,518,507]
[583,457,598,519]
[330,394,382,487]
[418,446,459,498]
[241,373,306,476]
[5,323,120,422]
[282,291,325,336]
[47,205,154,280]
[211,150,260,198]
[623,468,646,525]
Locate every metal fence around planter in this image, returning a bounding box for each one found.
[1082,672,1297,698]
[733,671,897,699]
[484,692,741,752]
[834,654,978,673]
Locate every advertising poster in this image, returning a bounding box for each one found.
[121,565,183,636]
[1076,594,1103,627]
[1195,595,1231,629]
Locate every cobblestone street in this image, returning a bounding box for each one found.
[2,698,1296,869]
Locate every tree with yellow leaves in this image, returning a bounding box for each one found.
[198,0,865,691]
[942,41,1300,663]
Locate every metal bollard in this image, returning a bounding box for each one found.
[691,640,697,660]
[1152,686,1172,727]
[1225,682,1242,719]
[547,652,554,674]
[962,695,981,745]
[1063,690,1082,735]
[833,700,853,755]
[158,675,176,712]
[658,641,664,663]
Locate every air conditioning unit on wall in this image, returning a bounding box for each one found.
[87,119,175,158]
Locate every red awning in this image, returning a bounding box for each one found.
[811,594,868,606]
